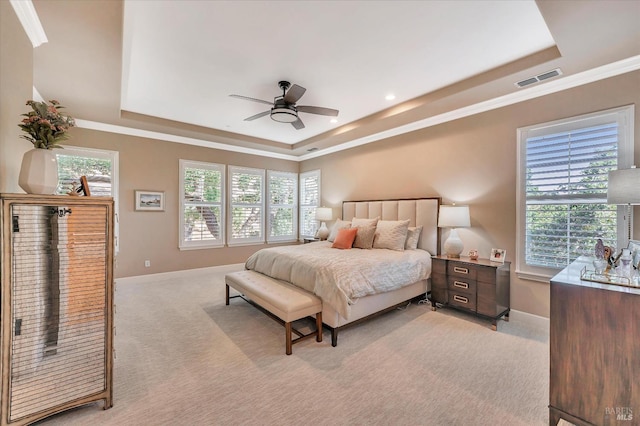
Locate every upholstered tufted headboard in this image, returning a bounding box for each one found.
[342,198,441,255]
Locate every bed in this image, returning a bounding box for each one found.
[245,198,440,345]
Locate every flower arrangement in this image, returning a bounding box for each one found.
[18,99,75,149]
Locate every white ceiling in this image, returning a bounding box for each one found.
[121,0,555,145]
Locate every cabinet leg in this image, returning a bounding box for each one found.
[490,319,497,331]
[431,300,437,311]
[504,312,510,322]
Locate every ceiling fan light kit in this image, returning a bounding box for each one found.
[271,103,298,123]
[230,80,339,130]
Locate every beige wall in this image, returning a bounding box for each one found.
[301,71,640,318]
[0,1,33,193]
[67,128,298,278]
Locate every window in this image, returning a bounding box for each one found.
[180,160,225,249]
[267,171,298,243]
[516,106,634,281]
[229,166,264,246]
[56,146,120,251]
[299,170,321,239]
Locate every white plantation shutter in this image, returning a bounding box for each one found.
[229,166,264,245]
[180,160,225,249]
[299,170,320,239]
[267,171,298,243]
[517,106,633,280]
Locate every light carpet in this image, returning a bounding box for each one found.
[39,265,556,426]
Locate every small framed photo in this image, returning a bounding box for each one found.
[490,248,506,263]
[135,190,165,212]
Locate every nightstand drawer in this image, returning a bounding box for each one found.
[447,263,477,280]
[447,276,476,295]
[448,290,476,312]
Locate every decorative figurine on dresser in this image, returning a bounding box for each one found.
[0,194,114,426]
[430,254,510,330]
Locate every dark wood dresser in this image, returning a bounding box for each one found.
[550,258,640,426]
[430,255,510,330]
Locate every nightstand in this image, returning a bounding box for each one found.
[431,255,510,330]
[303,237,320,244]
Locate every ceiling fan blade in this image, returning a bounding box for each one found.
[297,106,339,116]
[284,84,306,104]
[244,110,271,121]
[229,94,273,106]
[291,118,305,130]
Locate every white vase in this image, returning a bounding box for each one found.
[18,149,59,195]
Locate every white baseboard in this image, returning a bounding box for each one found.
[116,263,245,286]
[509,309,549,330]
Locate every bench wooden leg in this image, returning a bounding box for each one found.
[316,312,322,342]
[225,284,230,305]
[285,322,292,355]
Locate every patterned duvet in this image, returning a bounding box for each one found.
[245,241,432,319]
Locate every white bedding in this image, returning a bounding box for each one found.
[245,241,432,319]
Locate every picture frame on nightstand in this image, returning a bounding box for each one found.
[490,248,506,263]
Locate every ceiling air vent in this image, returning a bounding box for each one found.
[307,147,318,152]
[515,68,563,88]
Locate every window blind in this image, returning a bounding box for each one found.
[180,160,225,249]
[229,166,264,245]
[518,104,635,277]
[299,170,320,238]
[267,171,297,242]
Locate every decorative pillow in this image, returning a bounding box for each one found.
[332,228,358,249]
[352,224,376,249]
[351,217,379,228]
[373,219,410,251]
[327,219,351,242]
[405,226,423,250]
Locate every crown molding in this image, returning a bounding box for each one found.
[71,55,640,163]
[299,55,640,160]
[10,0,47,48]
[74,119,299,162]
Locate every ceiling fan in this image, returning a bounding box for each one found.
[230,81,339,130]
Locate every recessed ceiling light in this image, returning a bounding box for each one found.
[330,118,338,124]
[385,94,396,101]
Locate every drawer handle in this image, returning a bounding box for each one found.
[454,281,469,289]
[453,295,469,304]
[453,266,469,274]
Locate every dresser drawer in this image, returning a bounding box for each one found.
[447,276,476,295]
[447,262,477,280]
[448,290,476,312]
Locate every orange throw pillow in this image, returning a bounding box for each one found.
[332,227,358,249]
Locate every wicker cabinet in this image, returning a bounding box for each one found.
[1,194,114,425]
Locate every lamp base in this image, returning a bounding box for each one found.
[316,222,330,240]
[443,228,464,258]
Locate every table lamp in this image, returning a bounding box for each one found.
[315,207,333,240]
[438,205,470,258]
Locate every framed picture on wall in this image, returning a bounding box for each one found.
[490,248,506,263]
[134,190,165,212]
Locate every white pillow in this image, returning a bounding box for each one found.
[405,226,423,250]
[327,219,351,242]
[373,219,410,251]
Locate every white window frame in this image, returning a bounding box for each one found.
[228,166,265,246]
[179,159,226,250]
[299,170,321,240]
[516,105,634,282]
[57,146,120,253]
[266,170,298,243]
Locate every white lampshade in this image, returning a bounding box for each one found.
[608,167,640,205]
[438,205,470,258]
[438,205,470,228]
[315,207,333,221]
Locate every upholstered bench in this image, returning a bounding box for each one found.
[225,270,323,355]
